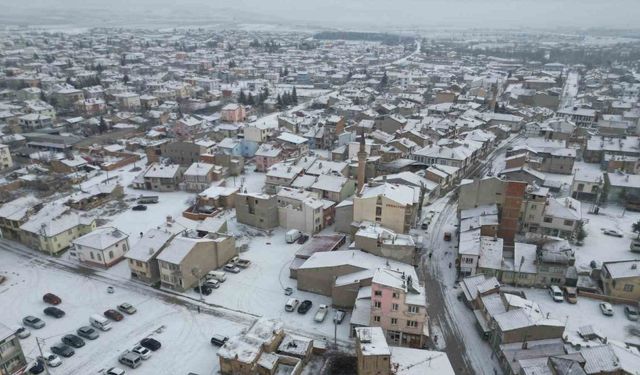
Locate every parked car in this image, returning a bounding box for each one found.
[443,232,452,241]
[117,303,137,314]
[43,293,62,305]
[42,353,62,367]
[90,314,112,331]
[285,229,302,243]
[223,263,241,273]
[193,285,212,295]
[0,275,5,284]
[15,326,31,339]
[28,359,45,374]
[206,271,226,283]
[284,287,293,296]
[563,287,578,304]
[297,234,309,244]
[285,298,299,312]
[603,229,624,237]
[203,279,220,289]
[140,337,161,351]
[333,310,346,324]
[104,309,124,321]
[62,334,85,348]
[131,345,152,360]
[50,343,74,358]
[232,256,251,268]
[77,326,99,340]
[548,285,563,302]
[210,334,229,346]
[624,306,639,321]
[118,350,142,369]
[599,302,614,316]
[298,300,313,314]
[106,367,126,375]
[314,305,329,322]
[132,205,147,211]
[630,239,640,253]
[44,306,65,318]
[23,316,45,329]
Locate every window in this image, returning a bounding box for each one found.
[563,220,574,226]
[374,290,382,297]
[108,250,114,259]
[373,315,380,323]
[90,252,94,260]
[388,330,401,343]
[392,303,399,311]
[531,204,537,209]
[392,292,399,299]
[376,207,382,216]
[464,257,474,264]
[624,284,634,292]
[406,320,418,328]
[374,301,381,308]
[391,318,398,325]
[408,305,419,314]
[543,216,553,223]
[97,253,102,261]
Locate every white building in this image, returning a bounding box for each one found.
[71,227,130,268]
[276,187,324,234]
[0,144,13,170]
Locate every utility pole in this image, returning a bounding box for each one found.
[36,337,51,375]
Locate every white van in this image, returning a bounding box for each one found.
[285,298,299,312]
[285,229,302,244]
[90,314,112,331]
[206,271,227,282]
[548,285,563,302]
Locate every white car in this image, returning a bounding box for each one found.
[131,345,152,360]
[603,229,624,237]
[42,352,62,367]
[223,264,240,273]
[599,302,614,316]
[15,326,31,339]
[106,367,126,375]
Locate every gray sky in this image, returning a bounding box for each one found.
[3,0,640,31]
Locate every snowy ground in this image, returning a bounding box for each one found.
[519,288,640,347]
[0,248,245,375]
[575,203,640,271]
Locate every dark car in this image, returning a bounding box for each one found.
[43,293,62,305]
[140,337,161,351]
[210,334,229,346]
[297,300,313,314]
[43,306,65,318]
[62,334,85,348]
[297,234,309,244]
[193,285,212,296]
[132,205,147,211]
[28,359,45,374]
[50,343,74,358]
[104,309,124,321]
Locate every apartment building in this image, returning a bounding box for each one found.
[183,162,216,192]
[277,187,324,234]
[71,227,129,268]
[0,144,12,170]
[126,227,179,284]
[353,183,419,234]
[601,260,640,301]
[157,235,236,292]
[234,192,279,230]
[142,163,183,192]
[0,323,27,375]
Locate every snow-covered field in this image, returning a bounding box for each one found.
[521,288,640,347]
[0,248,245,375]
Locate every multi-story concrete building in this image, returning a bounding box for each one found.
[126,227,181,284]
[142,163,183,192]
[0,196,41,241]
[354,224,418,265]
[601,260,640,301]
[157,235,236,292]
[220,103,246,123]
[277,187,324,234]
[353,183,419,234]
[265,164,303,194]
[0,144,12,170]
[0,323,27,375]
[234,192,279,230]
[183,162,216,192]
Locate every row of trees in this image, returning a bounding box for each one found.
[238,87,271,106]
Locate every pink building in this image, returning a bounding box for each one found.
[254,144,283,172]
[221,103,246,123]
[369,268,428,348]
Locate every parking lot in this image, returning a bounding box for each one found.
[521,288,640,347]
[0,249,245,375]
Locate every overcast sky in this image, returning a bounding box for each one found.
[4,0,640,31]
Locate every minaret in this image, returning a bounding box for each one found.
[357,129,367,194]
